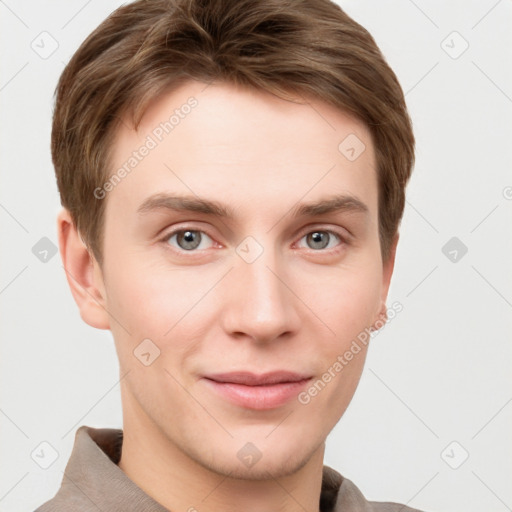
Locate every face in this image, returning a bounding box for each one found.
[91,80,394,479]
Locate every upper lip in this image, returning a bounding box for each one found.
[204,371,312,386]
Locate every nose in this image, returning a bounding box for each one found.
[219,240,301,344]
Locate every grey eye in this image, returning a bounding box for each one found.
[301,231,341,250]
[177,230,201,250]
[167,230,213,251]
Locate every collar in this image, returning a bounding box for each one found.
[37,425,407,512]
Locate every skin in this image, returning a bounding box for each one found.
[58,80,398,512]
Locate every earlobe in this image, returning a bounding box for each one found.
[57,208,110,330]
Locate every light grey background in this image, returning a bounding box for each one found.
[1,1,511,511]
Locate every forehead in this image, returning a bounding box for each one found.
[106,80,378,225]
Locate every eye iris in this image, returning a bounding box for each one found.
[177,230,201,250]
[307,231,329,250]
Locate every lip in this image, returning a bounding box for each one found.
[202,371,312,410]
[204,371,312,386]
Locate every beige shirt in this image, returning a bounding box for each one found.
[35,425,424,511]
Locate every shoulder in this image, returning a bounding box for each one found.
[33,491,97,512]
[366,502,425,512]
[323,465,428,512]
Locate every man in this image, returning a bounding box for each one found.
[36,0,420,510]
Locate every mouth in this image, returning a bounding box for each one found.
[202,371,313,410]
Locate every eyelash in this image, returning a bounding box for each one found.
[159,225,350,255]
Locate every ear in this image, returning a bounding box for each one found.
[57,208,110,330]
[372,232,399,329]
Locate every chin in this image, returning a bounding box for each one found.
[199,439,317,481]
[214,455,309,481]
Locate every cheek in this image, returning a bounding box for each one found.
[104,250,181,325]
[298,259,383,337]
[103,254,220,358]
[307,262,381,409]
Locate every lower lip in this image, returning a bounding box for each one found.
[202,378,311,410]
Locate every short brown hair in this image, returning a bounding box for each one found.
[52,0,415,265]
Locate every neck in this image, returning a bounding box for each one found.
[118,390,325,512]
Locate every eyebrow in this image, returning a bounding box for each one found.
[137,192,369,219]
